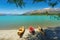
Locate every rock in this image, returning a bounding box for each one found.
[19,31,46,40]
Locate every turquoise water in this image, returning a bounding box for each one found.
[0,15,60,29]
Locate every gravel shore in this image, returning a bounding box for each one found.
[0,27,60,40]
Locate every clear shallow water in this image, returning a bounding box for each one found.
[0,15,60,29]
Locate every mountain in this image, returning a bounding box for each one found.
[0,13,22,16]
[23,8,60,15]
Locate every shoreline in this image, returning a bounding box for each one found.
[0,30,19,40]
[0,27,60,40]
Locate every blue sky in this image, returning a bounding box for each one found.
[0,0,60,14]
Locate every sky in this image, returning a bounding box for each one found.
[0,0,60,14]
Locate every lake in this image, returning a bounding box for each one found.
[0,15,60,29]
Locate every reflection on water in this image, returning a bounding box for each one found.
[50,15,60,20]
[52,15,60,20]
[0,15,60,29]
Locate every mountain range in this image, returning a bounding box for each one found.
[0,8,60,16]
[23,8,60,15]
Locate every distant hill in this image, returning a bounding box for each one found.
[0,8,60,16]
[23,8,60,15]
[0,14,22,16]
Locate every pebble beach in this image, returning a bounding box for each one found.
[0,27,60,40]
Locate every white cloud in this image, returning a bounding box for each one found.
[0,9,30,14]
[44,7,60,10]
[44,7,51,9]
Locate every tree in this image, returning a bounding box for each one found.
[7,0,25,8]
[7,0,59,8]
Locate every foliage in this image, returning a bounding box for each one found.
[7,0,25,8]
[7,0,60,8]
[33,0,45,3]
